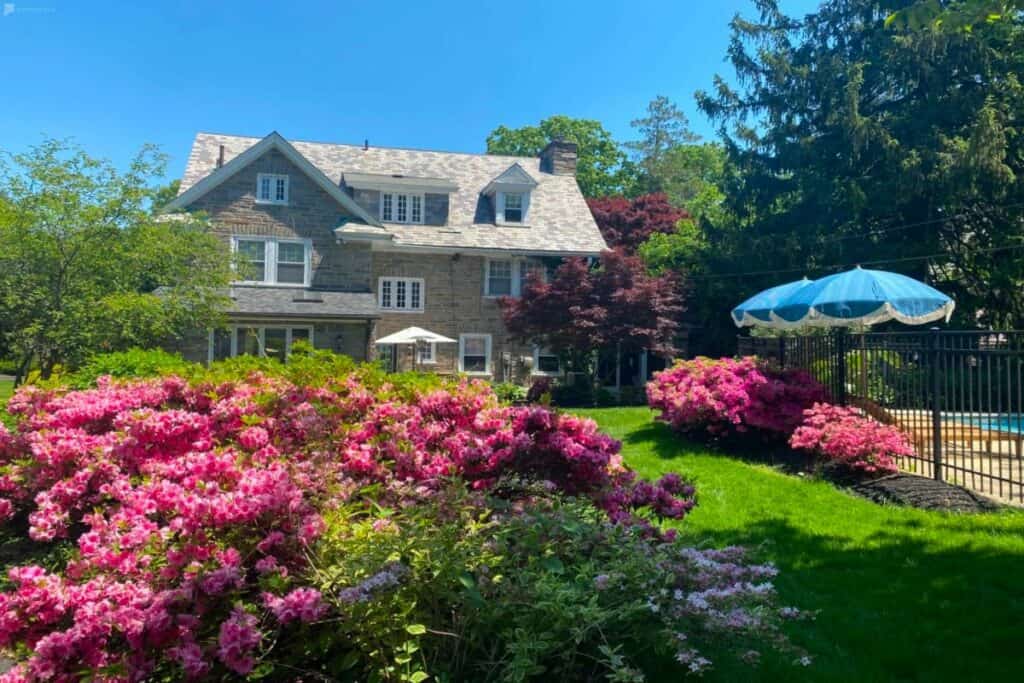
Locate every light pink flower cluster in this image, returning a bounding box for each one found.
[789,403,910,475]
[647,357,827,438]
[0,371,694,680]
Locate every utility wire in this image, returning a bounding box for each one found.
[686,242,1024,281]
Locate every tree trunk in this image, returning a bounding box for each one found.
[13,353,33,388]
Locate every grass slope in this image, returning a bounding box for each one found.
[575,406,1024,683]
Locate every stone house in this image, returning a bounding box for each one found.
[164,131,607,383]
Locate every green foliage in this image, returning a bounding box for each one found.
[486,115,639,198]
[576,406,1024,683]
[491,382,527,403]
[0,139,233,379]
[69,348,195,388]
[313,486,790,683]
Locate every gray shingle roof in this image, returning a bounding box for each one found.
[227,287,378,319]
[181,132,606,256]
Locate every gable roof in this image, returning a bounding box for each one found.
[166,132,381,226]
[179,132,606,256]
[482,163,539,194]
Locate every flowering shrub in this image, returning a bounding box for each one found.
[790,403,910,476]
[0,367,699,680]
[316,489,812,681]
[647,357,827,439]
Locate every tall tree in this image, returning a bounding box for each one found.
[500,250,685,378]
[486,115,639,197]
[587,193,688,254]
[0,139,233,380]
[626,95,700,192]
[683,0,1024,342]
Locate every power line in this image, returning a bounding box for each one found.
[687,242,1024,282]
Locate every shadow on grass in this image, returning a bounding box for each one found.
[687,517,1024,682]
[625,420,808,471]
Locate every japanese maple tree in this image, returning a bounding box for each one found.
[501,250,685,368]
[587,193,687,254]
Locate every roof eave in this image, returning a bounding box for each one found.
[164,132,382,227]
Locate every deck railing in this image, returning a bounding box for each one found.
[738,330,1024,502]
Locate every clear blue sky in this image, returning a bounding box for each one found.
[0,0,819,182]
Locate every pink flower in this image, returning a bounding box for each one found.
[262,587,327,624]
[217,608,262,674]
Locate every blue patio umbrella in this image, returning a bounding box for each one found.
[731,278,814,327]
[770,266,955,328]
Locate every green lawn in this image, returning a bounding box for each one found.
[0,378,12,422]
[574,406,1024,683]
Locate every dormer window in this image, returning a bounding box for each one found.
[485,163,537,226]
[256,173,289,205]
[381,192,424,224]
[503,193,524,223]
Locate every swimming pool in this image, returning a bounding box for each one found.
[954,415,1024,434]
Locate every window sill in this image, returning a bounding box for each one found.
[232,282,308,288]
[378,308,425,314]
[254,199,288,206]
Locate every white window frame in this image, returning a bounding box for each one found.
[256,173,289,205]
[378,277,425,313]
[532,345,563,376]
[458,333,492,375]
[380,191,425,224]
[417,341,436,364]
[231,236,312,287]
[497,191,531,225]
[484,257,548,297]
[208,325,314,363]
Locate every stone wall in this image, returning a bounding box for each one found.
[185,148,372,292]
[371,252,534,380]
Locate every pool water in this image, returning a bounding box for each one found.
[956,415,1024,434]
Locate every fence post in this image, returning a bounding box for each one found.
[778,336,786,369]
[929,327,944,482]
[835,329,848,405]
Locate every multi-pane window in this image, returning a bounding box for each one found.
[417,341,436,364]
[256,173,289,205]
[378,277,424,312]
[485,258,548,297]
[503,192,524,223]
[486,260,513,296]
[533,346,562,375]
[459,334,491,374]
[232,237,309,286]
[210,326,313,362]
[411,195,422,223]
[236,239,267,282]
[380,192,424,224]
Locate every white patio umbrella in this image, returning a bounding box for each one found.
[374,326,456,371]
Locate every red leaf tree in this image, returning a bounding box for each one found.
[587,193,688,254]
[501,250,685,363]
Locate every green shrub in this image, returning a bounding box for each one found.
[492,382,528,403]
[312,485,808,682]
[70,348,196,388]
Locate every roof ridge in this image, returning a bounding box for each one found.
[193,130,538,162]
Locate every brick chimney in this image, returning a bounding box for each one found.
[539,137,578,175]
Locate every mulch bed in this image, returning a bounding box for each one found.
[848,473,1002,512]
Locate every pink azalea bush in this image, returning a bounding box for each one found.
[647,357,827,439]
[790,403,910,476]
[0,369,698,680]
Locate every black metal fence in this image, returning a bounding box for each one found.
[738,330,1024,503]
